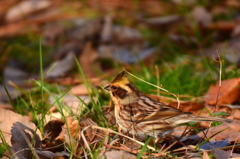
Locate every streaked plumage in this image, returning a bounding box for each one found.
[104,71,232,139]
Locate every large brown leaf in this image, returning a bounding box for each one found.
[0,108,41,146]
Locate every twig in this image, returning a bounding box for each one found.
[162,140,178,152]
[104,144,165,157]
[91,125,156,151]
[230,132,240,157]
[81,125,93,158]
[212,51,222,111]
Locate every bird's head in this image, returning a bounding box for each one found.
[104,71,141,104]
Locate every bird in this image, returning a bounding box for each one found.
[104,71,232,140]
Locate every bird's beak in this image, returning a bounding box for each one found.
[104,85,111,91]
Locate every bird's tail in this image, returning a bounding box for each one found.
[189,115,232,123]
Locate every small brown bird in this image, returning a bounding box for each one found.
[104,71,231,139]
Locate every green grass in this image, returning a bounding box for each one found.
[1,35,52,74]
[128,54,240,101]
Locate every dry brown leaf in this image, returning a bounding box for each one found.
[231,109,240,120]
[170,101,205,115]
[103,150,136,159]
[11,122,69,159]
[0,108,41,146]
[45,77,81,85]
[11,122,41,158]
[182,121,240,143]
[0,4,76,38]
[49,93,90,116]
[61,94,89,115]
[44,120,65,142]
[0,102,13,110]
[42,119,65,152]
[79,42,100,78]
[226,0,240,7]
[204,78,240,105]
[5,0,52,22]
[218,105,240,120]
[70,84,89,95]
[202,150,211,159]
[0,21,37,37]
[192,6,212,26]
[211,147,230,159]
[206,21,236,31]
[148,94,180,105]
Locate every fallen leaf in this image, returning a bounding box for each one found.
[206,21,235,32]
[142,15,183,29]
[10,122,69,159]
[0,102,13,110]
[70,84,89,95]
[181,121,240,143]
[231,24,240,37]
[211,147,230,159]
[192,6,212,26]
[79,42,100,78]
[44,120,65,142]
[0,108,41,146]
[200,139,229,150]
[49,93,90,115]
[218,104,240,120]
[67,18,102,42]
[170,101,205,115]
[42,120,65,152]
[103,150,136,159]
[101,15,113,43]
[98,45,155,64]
[202,150,211,159]
[148,94,180,104]
[44,52,75,78]
[6,0,52,22]
[200,38,240,65]
[204,78,240,105]
[11,122,41,158]
[113,25,143,44]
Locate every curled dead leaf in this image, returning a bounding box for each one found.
[204,78,240,105]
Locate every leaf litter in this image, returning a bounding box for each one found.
[2,0,240,158]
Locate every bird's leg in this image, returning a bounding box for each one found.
[107,100,113,113]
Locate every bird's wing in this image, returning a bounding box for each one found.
[136,105,184,121]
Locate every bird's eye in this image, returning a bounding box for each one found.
[112,86,118,90]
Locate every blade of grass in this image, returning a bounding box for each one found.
[136,137,151,159]
[39,37,44,108]
[195,127,229,150]
[0,130,12,156]
[74,56,108,126]
[0,78,14,107]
